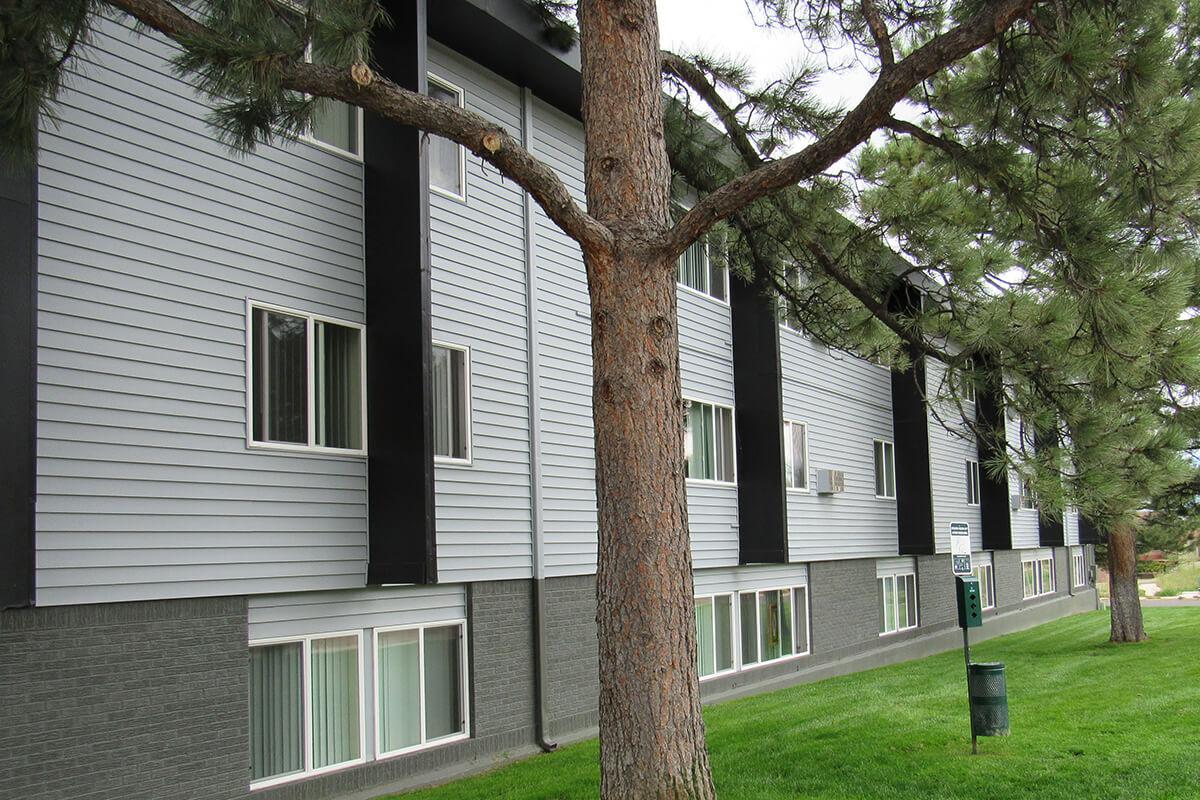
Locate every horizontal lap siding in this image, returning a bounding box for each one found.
[428,45,532,583]
[679,292,739,569]
[1064,508,1080,546]
[1008,417,1041,549]
[247,585,467,640]
[926,360,983,552]
[693,564,808,596]
[780,332,899,561]
[531,99,597,578]
[35,20,367,606]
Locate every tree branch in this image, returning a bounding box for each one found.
[99,0,613,256]
[664,0,1036,259]
[861,0,895,69]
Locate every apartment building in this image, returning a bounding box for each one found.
[0,2,1099,799]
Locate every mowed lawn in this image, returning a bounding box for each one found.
[392,608,1200,800]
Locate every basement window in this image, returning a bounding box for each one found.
[694,594,736,679]
[249,633,365,788]
[878,573,917,635]
[739,586,810,666]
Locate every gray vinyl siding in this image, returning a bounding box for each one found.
[780,331,899,561]
[926,359,983,552]
[530,98,599,578]
[680,291,740,570]
[1064,507,1080,546]
[35,19,368,606]
[247,585,466,640]
[427,44,533,583]
[1008,416,1041,549]
[693,564,808,596]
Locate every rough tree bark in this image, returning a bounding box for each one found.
[1107,522,1147,643]
[579,1,715,798]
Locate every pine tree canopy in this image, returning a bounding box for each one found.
[4,0,1200,531]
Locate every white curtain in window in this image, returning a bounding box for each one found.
[793,587,809,653]
[739,593,758,664]
[678,239,708,293]
[423,625,463,740]
[311,98,358,154]
[316,322,362,450]
[432,346,462,458]
[695,598,715,677]
[428,84,463,194]
[714,595,734,672]
[687,404,714,480]
[377,629,421,753]
[715,406,735,482]
[310,636,361,770]
[249,643,304,782]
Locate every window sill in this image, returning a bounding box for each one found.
[250,756,367,792]
[248,441,367,458]
[686,478,738,488]
[299,133,364,164]
[434,456,474,468]
[376,730,470,763]
[676,282,729,307]
[736,650,811,674]
[874,494,897,501]
[431,184,468,203]
[879,625,919,638]
[786,486,811,494]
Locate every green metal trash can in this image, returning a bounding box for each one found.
[967,662,1009,736]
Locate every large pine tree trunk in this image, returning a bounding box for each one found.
[1107,523,1147,643]
[578,1,717,798]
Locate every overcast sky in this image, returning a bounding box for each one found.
[655,0,877,117]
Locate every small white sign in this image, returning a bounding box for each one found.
[950,522,972,576]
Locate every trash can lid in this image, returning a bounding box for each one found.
[969,661,1005,672]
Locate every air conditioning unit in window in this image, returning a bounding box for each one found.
[816,469,845,495]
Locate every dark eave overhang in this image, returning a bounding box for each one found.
[429,0,582,118]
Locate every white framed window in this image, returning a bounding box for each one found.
[676,237,728,303]
[431,343,471,464]
[249,632,366,788]
[1072,548,1087,587]
[374,622,469,759]
[285,4,362,159]
[873,439,896,499]
[427,73,466,200]
[248,301,366,455]
[959,357,976,404]
[738,586,810,667]
[1018,478,1036,510]
[878,573,918,635]
[1022,555,1056,598]
[783,420,809,491]
[694,594,736,679]
[971,563,996,610]
[685,399,736,484]
[966,459,981,506]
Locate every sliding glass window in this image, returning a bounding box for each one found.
[375,623,468,758]
[249,633,364,787]
[250,303,365,454]
[694,594,735,679]
[685,400,735,483]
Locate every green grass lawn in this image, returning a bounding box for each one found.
[392,608,1200,800]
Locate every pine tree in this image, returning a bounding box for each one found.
[5,1,1200,795]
